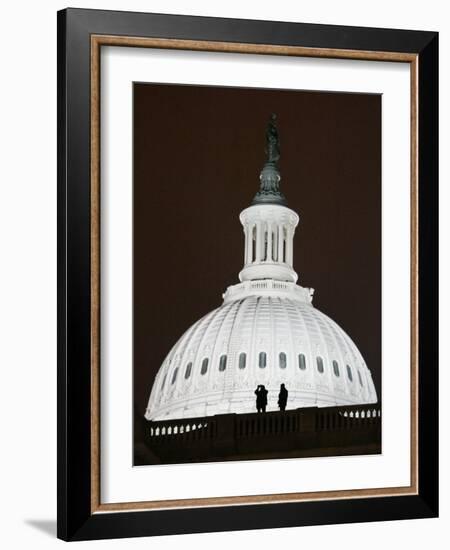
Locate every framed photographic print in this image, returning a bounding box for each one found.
[57,8,438,541]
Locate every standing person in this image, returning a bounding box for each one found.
[278,383,288,411]
[260,385,268,413]
[254,385,269,413]
[255,385,262,412]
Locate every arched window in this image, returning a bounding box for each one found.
[316,356,324,374]
[184,362,192,379]
[171,367,178,385]
[333,360,340,377]
[201,358,209,375]
[219,355,227,372]
[259,351,267,368]
[298,353,306,370]
[279,352,287,369]
[358,370,364,386]
[346,364,353,382]
[239,352,246,369]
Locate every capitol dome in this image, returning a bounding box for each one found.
[145,115,377,422]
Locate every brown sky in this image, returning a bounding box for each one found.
[133,82,381,421]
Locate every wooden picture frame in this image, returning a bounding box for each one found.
[57,8,438,541]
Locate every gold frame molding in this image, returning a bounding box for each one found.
[90,35,419,514]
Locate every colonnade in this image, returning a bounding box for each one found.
[244,221,293,266]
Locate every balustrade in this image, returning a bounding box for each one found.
[148,405,381,443]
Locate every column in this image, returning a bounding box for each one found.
[246,224,253,264]
[267,222,272,262]
[286,226,293,266]
[255,221,262,262]
[243,225,249,264]
[272,228,277,262]
[278,224,284,263]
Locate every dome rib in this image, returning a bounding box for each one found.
[220,299,245,409]
[212,299,243,410]
[249,296,262,386]
[320,310,353,402]
[188,304,230,415]
[289,300,315,399]
[325,312,371,402]
[279,297,297,396]
[307,301,335,405]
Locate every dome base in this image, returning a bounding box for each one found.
[239,262,297,283]
[223,278,313,304]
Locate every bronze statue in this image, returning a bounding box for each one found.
[252,113,287,206]
[265,113,280,164]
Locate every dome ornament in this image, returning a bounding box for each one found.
[252,113,287,206]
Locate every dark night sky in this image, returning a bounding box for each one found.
[133,83,381,421]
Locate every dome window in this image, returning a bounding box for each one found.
[346,364,353,382]
[161,374,167,390]
[333,360,340,377]
[316,356,324,374]
[184,362,192,379]
[239,352,247,369]
[279,352,287,369]
[219,355,227,372]
[298,354,306,370]
[358,370,364,386]
[201,358,209,375]
[171,368,178,385]
[259,352,267,368]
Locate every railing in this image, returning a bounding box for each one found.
[149,417,215,440]
[146,404,381,463]
[148,404,381,442]
[234,409,304,438]
[315,406,381,431]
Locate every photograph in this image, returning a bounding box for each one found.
[133,82,382,465]
[53,6,439,541]
[0,0,444,545]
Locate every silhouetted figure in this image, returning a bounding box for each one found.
[255,385,268,413]
[278,383,288,411]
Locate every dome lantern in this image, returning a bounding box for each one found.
[239,114,299,284]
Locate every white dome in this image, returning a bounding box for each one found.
[145,116,377,421]
[145,282,377,421]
